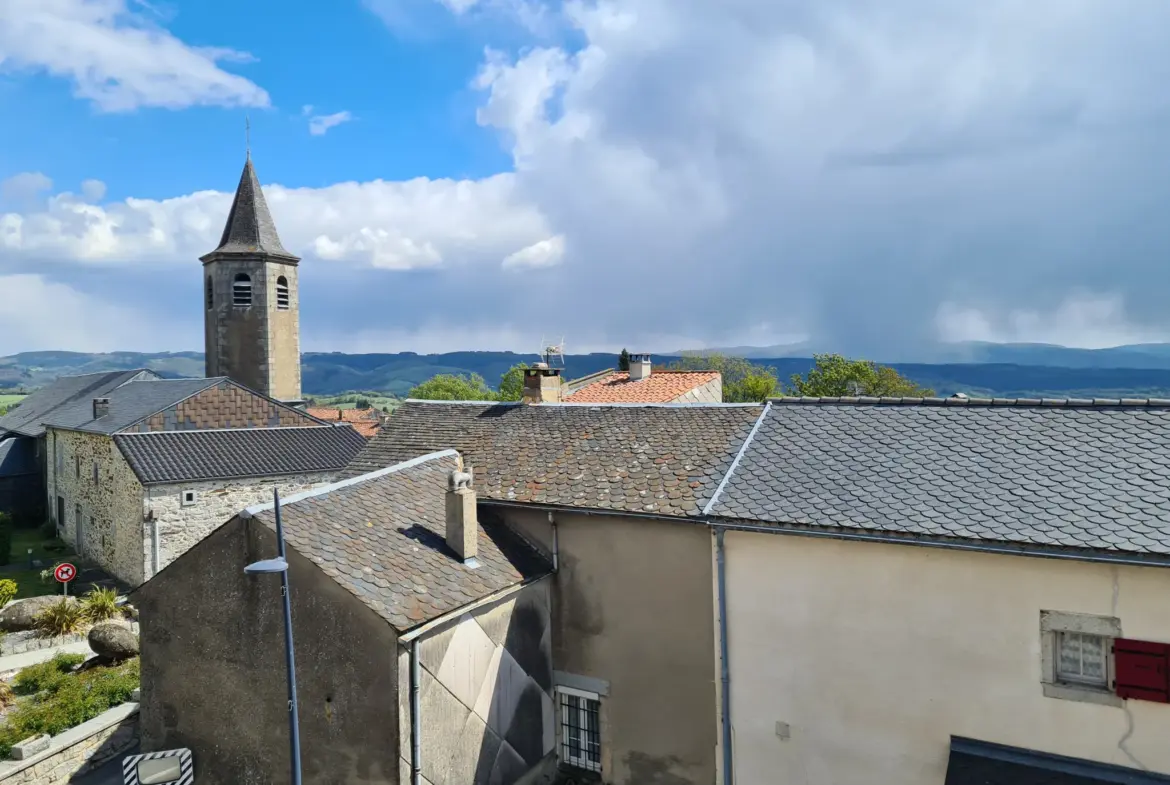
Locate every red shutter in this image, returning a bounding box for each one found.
[1114,638,1170,703]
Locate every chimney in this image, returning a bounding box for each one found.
[628,353,652,381]
[446,466,478,564]
[93,398,110,419]
[522,363,562,404]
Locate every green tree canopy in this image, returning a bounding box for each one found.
[408,373,499,401]
[618,349,631,372]
[498,363,530,402]
[667,353,780,402]
[786,354,934,397]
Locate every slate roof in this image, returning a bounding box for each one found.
[115,425,367,484]
[0,369,157,437]
[200,157,299,262]
[244,450,551,631]
[344,401,764,518]
[564,370,721,404]
[0,437,37,477]
[707,397,1170,559]
[48,377,225,434]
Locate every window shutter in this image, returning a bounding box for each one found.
[1114,638,1170,703]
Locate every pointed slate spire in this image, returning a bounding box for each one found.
[201,157,299,263]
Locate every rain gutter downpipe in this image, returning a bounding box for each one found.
[716,527,733,785]
[410,639,422,785]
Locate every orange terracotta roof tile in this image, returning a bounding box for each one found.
[306,408,383,438]
[564,371,721,404]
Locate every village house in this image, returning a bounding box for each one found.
[561,354,722,404]
[306,405,386,438]
[704,395,1170,785]
[133,450,556,785]
[344,382,763,785]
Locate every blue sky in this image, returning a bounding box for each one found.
[2,0,1170,360]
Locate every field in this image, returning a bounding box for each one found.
[305,391,400,412]
[0,394,25,409]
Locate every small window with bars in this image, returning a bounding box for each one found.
[276,275,290,310]
[558,686,601,773]
[1056,632,1108,688]
[233,273,252,307]
[92,460,99,485]
[205,276,214,309]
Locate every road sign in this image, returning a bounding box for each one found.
[123,748,194,785]
[54,563,76,583]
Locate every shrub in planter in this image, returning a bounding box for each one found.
[33,598,87,637]
[0,579,16,607]
[13,653,86,695]
[81,587,120,623]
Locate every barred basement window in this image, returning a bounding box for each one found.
[181,490,197,506]
[1057,632,1108,688]
[233,273,252,307]
[276,276,290,310]
[205,276,214,309]
[558,686,601,773]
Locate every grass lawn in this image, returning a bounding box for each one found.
[0,395,25,408]
[2,531,77,598]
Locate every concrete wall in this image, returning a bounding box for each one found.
[136,517,399,785]
[501,507,717,785]
[724,529,1170,785]
[204,259,300,402]
[143,472,334,580]
[671,376,723,404]
[46,428,145,583]
[397,579,555,785]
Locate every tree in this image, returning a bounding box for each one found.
[618,349,631,372]
[408,373,499,401]
[667,353,780,402]
[498,364,530,402]
[786,354,934,397]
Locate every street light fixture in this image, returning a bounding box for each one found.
[244,488,303,785]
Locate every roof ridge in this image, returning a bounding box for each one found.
[703,401,772,516]
[115,424,347,437]
[241,449,459,517]
[767,395,1170,408]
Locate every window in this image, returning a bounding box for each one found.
[558,686,601,773]
[206,276,214,309]
[181,490,197,506]
[75,455,80,479]
[232,273,252,307]
[93,460,99,485]
[276,276,290,310]
[1040,610,1122,706]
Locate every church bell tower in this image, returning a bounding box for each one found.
[200,154,303,404]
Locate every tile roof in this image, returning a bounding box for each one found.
[115,425,367,484]
[707,396,1170,559]
[305,407,383,439]
[200,157,298,262]
[244,451,551,631]
[564,370,721,404]
[344,400,763,518]
[0,369,158,437]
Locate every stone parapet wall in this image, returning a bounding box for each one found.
[0,703,138,785]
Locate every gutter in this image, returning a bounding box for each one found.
[409,639,422,785]
[715,528,733,785]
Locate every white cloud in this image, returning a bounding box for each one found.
[307,110,354,136]
[501,234,564,269]
[0,0,269,111]
[0,173,53,206]
[80,179,107,202]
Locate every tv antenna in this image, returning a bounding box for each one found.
[537,336,566,370]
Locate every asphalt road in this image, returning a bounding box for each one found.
[69,744,138,785]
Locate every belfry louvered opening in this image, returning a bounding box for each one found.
[232,273,252,307]
[276,276,290,310]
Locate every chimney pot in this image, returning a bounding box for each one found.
[93,398,110,419]
[522,366,562,404]
[446,468,478,563]
[628,353,652,382]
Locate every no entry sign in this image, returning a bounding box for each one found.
[54,563,76,583]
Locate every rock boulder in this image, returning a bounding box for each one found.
[88,622,139,661]
[0,595,78,632]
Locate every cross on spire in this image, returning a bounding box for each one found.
[245,115,251,161]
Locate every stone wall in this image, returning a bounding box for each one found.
[0,703,138,785]
[45,429,145,584]
[129,379,317,432]
[143,472,334,579]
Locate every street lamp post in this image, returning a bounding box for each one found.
[244,488,303,785]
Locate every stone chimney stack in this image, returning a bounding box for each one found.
[93,398,110,419]
[628,353,652,381]
[446,466,478,564]
[522,364,563,404]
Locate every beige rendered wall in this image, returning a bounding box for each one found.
[502,507,717,785]
[724,529,1170,785]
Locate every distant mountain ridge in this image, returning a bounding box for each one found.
[9,349,1170,399]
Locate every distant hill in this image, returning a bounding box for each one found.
[7,349,1170,399]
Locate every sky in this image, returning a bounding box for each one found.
[1,0,1170,359]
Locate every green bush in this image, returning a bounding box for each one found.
[33,599,86,637]
[38,520,57,540]
[81,587,120,623]
[0,657,139,758]
[0,512,12,566]
[0,579,16,607]
[12,653,87,695]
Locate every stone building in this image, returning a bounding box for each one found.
[40,374,364,585]
[134,450,555,785]
[201,154,303,404]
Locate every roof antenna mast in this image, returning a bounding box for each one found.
[537,336,566,371]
